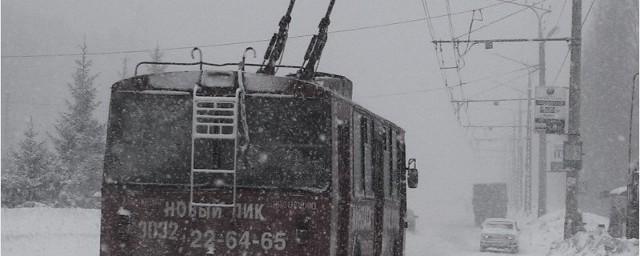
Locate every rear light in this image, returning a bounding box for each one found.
[116,208,132,242]
[295,215,312,243]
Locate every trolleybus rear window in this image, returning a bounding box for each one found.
[104,92,331,191]
[241,96,331,190]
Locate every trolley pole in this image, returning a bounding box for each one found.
[564,0,583,239]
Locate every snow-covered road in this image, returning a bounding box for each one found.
[6,207,637,256]
[2,207,551,256]
[6,207,618,256]
[405,212,548,256]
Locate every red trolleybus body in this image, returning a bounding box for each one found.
[100,70,415,256]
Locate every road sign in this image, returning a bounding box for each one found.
[535,87,568,134]
[548,138,567,172]
[564,140,582,169]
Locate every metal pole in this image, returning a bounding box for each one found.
[564,0,582,239]
[512,116,518,212]
[537,13,548,217]
[629,73,638,181]
[525,69,533,215]
[627,73,639,238]
[517,101,524,212]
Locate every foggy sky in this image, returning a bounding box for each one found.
[2,0,578,216]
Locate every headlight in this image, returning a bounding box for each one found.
[482,234,489,239]
[507,236,514,240]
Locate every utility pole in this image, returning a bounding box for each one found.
[511,111,523,212]
[628,73,639,239]
[517,100,524,212]
[525,71,533,215]
[537,11,548,217]
[564,0,582,239]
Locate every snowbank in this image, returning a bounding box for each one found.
[521,210,610,250]
[609,186,627,196]
[520,210,638,256]
[1,207,100,256]
[547,231,639,256]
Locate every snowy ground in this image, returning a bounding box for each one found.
[1,208,100,256]
[405,211,549,256]
[1,207,633,256]
[3,206,541,256]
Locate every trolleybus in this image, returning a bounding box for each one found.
[99,1,419,255]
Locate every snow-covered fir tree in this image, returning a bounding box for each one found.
[2,118,57,207]
[50,41,105,208]
[147,43,166,74]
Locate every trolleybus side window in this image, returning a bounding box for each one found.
[372,123,386,198]
[382,127,389,198]
[361,117,368,195]
[396,136,406,185]
[353,113,365,196]
[353,112,373,197]
[391,129,398,199]
[384,127,393,199]
[363,116,374,198]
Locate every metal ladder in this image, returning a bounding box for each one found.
[190,86,240,207]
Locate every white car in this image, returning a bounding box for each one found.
[480,218,520,253]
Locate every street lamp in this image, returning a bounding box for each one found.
[627,73,639,239]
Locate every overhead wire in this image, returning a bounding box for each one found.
[422,0,543,126]
[2,1,510,59]
[461,10,481,57]
[552,0,569,31]
[469,69,534,98]
[438,0,467,123]
[444,0,467,103]
[454,0,549,39]
[448,0,548,132]
[582,0,598,27]
[420,0,460,121]
[436,0,549,125]
[551,0,598,86]
[551,50,570,86]
[363,87,447,99]
[359,66,534,100]
[457,66,533,88]
[420,0,451,91]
